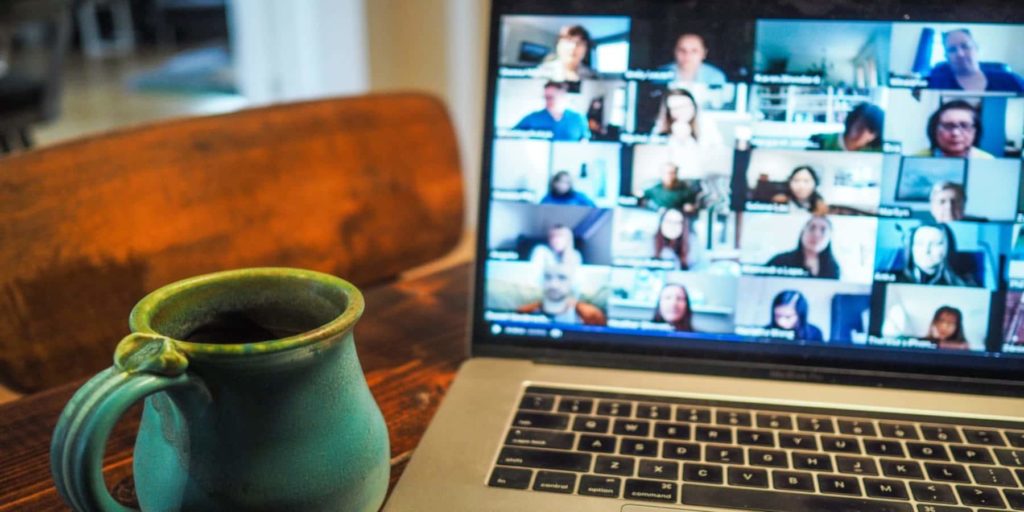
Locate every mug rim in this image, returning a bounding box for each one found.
[128,267,364,357]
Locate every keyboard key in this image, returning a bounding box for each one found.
[705,445,743,464]
[881,459,924,479]
[914,505,970,512]
[921,425,963,444]
[838,419,878,437]
[513,412,569,430]
[594,455,634,476]
[620,438,658,457]
[865,439,905,457]
[757,413,794,430]
[613,419,650,437]
[792,452,833,472]
[695,426,732,443]
[818,474,861,496]
[683,463,723,484]
[749,448,788,468]
[624,479,677,503]
[837,455,878,475]
[964,429,1005,446]
[488,467,532,489]
[864,478,910,500]
[662,441,700,461]
[822,435,861,454]
[797,416,835,433]
[717,410,752,426]
[995,448,1024,467]
[956,485,1006,508]
[925,463,971,483]
[572,416,609,434]
[1004,488,1024,510]
[1007,431,1024,448]
[638,459,679,480]
[677,407,712,423]
[907,442,949,461]
[506,428,575,450]
[635,403,671,420]
[880,423,919,440]
[779,433,818,451]
[680,484,914,512]
[970,465,1017,487]
[773,470,815,492]
[909,482,957,504]
[519,394,554,411]
[497,447,591,472]
[578,475,621,498]
[557,397,593,414]
[950,445,993,464]
[596,400,632,417]
[653,422,690,440]
[737,429,775,446]
[532,470,575,494]
[729,467,769,488]
[578,434,616,453]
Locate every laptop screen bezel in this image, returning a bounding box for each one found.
[470,0,1024,395]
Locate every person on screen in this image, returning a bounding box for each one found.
[540,171,595,207]
[767,290,824,342]
[640,162,700,212]
[654,207,691,270]
[658,33,727,86]
[927,29,1024,93]
[924,305,970,351]
[810,103,885,152]
[513,81,591,141]
[766,216,841,279]
[897,224,978,286]
[772,166,828,215]
[516,262,606,325]
[652,88,723,150]
[529,224,583,268]
[535,25,597,82]
[652,284,694,332]
[915,100,993,159]
[928,181,986,223]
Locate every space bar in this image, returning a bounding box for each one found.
[681,484,913,512]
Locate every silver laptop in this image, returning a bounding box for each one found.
[386,1,1024,510]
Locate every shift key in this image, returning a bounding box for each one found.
[497,447,592,472]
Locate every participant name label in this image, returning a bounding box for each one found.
[742,264,810,278]
[878,206,911,218]
[888,77,928,88]
[754,73,822,85]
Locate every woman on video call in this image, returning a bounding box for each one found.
[766,216,841,279]
[811,103,885,152]
[654,208,691,270]
[915,100,994,159]
[652,88,723,150]
[541,171,595,206]
[652,283,694,332]
[529,224,583,268]
[897,224,978,286]
[767,290,824,342]
[926,29,1024,93]
[535,25,597,82]
[925,305,970,351]
[773,165,828,215]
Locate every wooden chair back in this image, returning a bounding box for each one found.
[0,93,464,392]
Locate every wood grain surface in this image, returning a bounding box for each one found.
[0,262,471,511]
[0,93,464,393]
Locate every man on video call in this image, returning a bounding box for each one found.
[513,81,591,141]
[516,262,606,326]
[659,33,727,85]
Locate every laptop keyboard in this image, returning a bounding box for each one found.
[487,385,1024,511]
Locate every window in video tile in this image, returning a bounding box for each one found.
[606,267,739,334]
[887,22,1024,92]
[499,15,632,80]
[873,219,1013,290]
[876,283,991,352]
[495,78,628,141]
[743,148,883,215]
[487,201,614,266]
[733,276,871,344]
[484,260,612,327]
[878,156,1021,222]
[885,90,1024,158]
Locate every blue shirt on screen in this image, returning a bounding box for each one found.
[540,190,595,207]
[514,109,591,141]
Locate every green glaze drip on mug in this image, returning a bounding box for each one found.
[51,268,389,512]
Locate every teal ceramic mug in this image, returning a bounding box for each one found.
[50,268,390,512]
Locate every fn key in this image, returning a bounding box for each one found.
[489,467,532,489]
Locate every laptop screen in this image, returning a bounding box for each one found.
[475,0,1024,382]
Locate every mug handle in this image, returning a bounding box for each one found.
[51,333,198,512]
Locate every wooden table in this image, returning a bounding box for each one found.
[0,263,471,510]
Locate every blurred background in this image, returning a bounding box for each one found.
[0,0,489,226]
